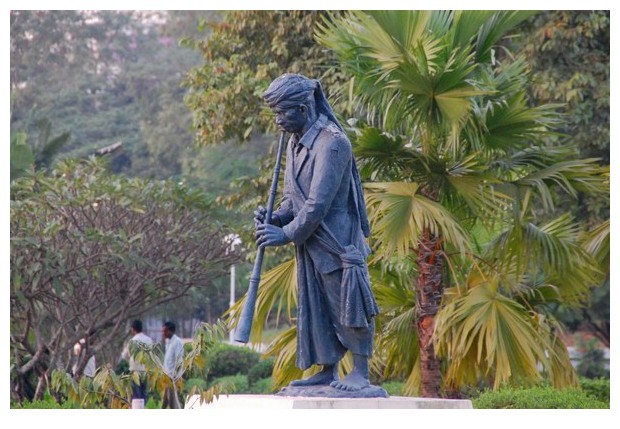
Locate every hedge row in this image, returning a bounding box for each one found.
[473,385,608,409]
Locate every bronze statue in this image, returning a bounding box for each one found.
[255,73,384,396]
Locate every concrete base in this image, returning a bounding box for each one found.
[184,394,472,409]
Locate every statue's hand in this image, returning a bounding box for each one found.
[254,205,267,227]
[256,224,290,248]
[254,205,281,227]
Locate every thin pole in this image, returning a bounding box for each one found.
[229,264,236,343]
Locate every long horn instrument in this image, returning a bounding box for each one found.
[234,131,287,343]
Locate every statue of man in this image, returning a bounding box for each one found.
[255,73,379,391]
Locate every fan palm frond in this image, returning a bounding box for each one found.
[435,281,566,389]
[365,182,471,260]
[352,127,423,181]
[471,11,538,63]
[487,214,601,305]
[263,325,302,389]
[517,158,609,211]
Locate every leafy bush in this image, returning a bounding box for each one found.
[473,386,608,409]
[145,397,159,409]
[207,343,260,379]
[380,381,404,396]
[210,374,250,394]
[579,378,610,403]
[12,393,81,409]
[184,377,208,394]
[247,357,275,386]
[249,377,274,394]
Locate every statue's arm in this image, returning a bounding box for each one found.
[272,196,294,227]
[282,136,350,245]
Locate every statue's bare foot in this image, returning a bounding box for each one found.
[329,371,370,391]
[290,367,337,386]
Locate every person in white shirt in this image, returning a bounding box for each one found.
[120,319,154,407]
[161,321,185,408]
[72,338,96,378]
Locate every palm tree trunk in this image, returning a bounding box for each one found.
[415,227,445,398]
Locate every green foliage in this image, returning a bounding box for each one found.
[472,385,608,409]
[250,377,274,394]
[145,397,159,409]
[209,374,249,394]
[578,378,610,403]
[10,158,240,403]
[518,11,609,166]
[216,11,608,397]
[183,11,348,147]
[516,18,610,361]
[380,381,404,396]
[115,360,130,376]
[10,132,33,181]
[50,322,228,409]
[317,11,609,394]
[208,374,273,394]
[207,343,261,379]
[11,11,218,179]
[247,357,275,386]
[315,10,608,396]
[12,392,82,409]
[184,377,207,394]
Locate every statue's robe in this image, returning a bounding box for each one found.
[273,114,379,370]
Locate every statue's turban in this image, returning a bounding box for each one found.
[262,73,317,109]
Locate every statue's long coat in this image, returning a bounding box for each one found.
[273,114,378,370]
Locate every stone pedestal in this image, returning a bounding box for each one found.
[276,384,388,398]
[184,394,472,409]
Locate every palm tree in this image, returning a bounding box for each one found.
[229,10,608,397]
[317,10,607,396]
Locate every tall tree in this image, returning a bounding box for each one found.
[517,11,610,346]
[183,10,348,147]
[317,10,607,396]
[10,158,241,402]
[186,10,608,397]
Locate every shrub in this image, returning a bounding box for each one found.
[210,374,250,394]
[12,393,80,409]
[250,377,274,394]
[579,378,610,403]
[145,397,159,409]
[184,377,208,394]
[247,357,275,386]
[207,343,260,379]
[473,386,608,409]
[380,381,404,396]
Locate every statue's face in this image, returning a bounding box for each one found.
[274,105,306,133]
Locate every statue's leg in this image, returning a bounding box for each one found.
[289,364,338,386]
[330,353,370,391]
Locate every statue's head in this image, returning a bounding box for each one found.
[263,73,317,133]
